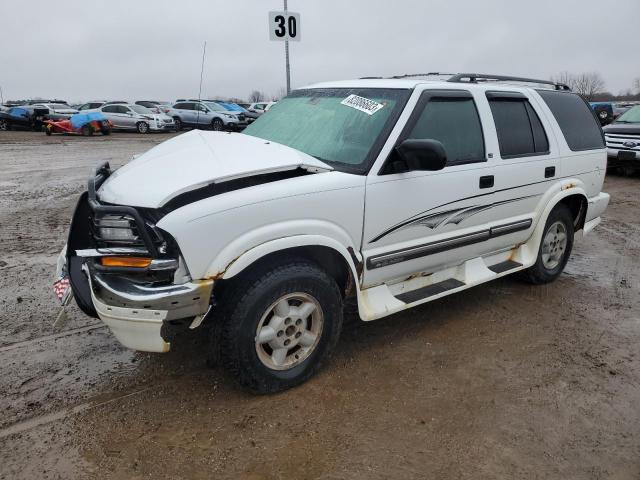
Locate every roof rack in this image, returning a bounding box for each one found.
[389,72,456,79]
[447,73,571,91]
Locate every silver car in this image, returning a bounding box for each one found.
[165,100,245,131]
[97,104,175,133]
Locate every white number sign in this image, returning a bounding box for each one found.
[269,11,301,42]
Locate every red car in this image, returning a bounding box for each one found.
[45,112,112,136]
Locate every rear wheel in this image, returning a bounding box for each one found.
[215,260,343,393]
[136,121,149,134]
[0,119,8,131]
[81,125,93,136]
[520,204,574,284]
[211,118,224,131]
[173,117,182,131]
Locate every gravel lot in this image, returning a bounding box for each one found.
[1,131,639,479]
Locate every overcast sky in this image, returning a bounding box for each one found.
[1,0,638,103]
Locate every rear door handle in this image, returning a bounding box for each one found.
[545,166,556,178]
[479,175,494,189]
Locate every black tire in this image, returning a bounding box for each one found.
[101,127,111,136]
[81,125,93,136]
[45,126,52,136]
[0,119,7,131]
[215,260,343,393]
[520,204,574,285]
[136,121,149,134]
[211,118,224,131]
[173,117,182,131]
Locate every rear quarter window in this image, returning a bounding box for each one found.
[537,90,604,151]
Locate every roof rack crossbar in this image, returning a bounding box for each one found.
[447,73,571,91]
[389,72,456,79]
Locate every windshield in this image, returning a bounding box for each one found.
[615,106,640,124]
[204,101,228,112]
[130,105,153,114]
[243,88,410,173]
[49,103,70,110]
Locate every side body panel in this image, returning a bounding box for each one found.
[157,172,366,280]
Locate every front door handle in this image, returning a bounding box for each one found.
[479,175,494,189]
[545,166,556,178]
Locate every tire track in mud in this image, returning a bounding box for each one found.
[0,324,106,353]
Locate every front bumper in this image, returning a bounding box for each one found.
[84,263,213,352]
[149,122,176,131]
[60,163,214,352]
[607,147,639,165]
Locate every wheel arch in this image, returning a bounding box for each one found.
[216,236,362,298]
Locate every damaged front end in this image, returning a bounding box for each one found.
[57,162,213,352]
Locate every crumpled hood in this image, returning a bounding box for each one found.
[98,130,332,208]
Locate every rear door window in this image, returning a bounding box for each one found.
[487,93,549,158]
[536,90,604,151]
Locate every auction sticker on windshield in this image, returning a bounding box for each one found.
[340,94,385,115]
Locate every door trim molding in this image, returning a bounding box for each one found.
[366,218,532,270]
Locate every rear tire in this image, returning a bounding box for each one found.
[520,204,574,285]
[81,125,93,136]
[173,117,182,131]
[215,260,343,394]
[0,119,7,131]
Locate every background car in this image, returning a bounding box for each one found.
[135,100,169,114]
[603,105,640,175]
[590,102,613,126]
[94,103,175,133]
[32,102,78,120]
[246,101,276,115]
[78,101,107,111]
[165,100,245,131]
[0,105,49,131]
[218,101,258,124]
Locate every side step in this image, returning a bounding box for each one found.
[395,278,465,304]
[488,260,523,274]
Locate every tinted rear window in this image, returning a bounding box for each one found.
[537,90,604,151]
[488,97,549,158]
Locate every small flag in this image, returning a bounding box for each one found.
[53,276,71,304]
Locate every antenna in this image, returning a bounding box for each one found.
[197,41,207,126]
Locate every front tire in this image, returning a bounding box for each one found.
[81,125,93,136]
[521,204,574,284]
[211,118,224,131]
[216,260,343,393]
[173,117,182,131]
[0,119,9,131]
[136,121,149,134]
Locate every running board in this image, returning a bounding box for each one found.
[357,245,534,321]
[488,260,523,274]
[395,278,465,304]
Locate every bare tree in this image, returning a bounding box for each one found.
[552,71,605,101]
[249,90,266,102]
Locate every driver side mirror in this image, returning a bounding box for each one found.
[391,139,447,173]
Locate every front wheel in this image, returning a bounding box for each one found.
[216,260,343,393]
[81,125,93,136]
[0,119,8,131]
[211,118,224,131]
[136,121,149,134]
[520,204,574,284]
[173,117,182,131]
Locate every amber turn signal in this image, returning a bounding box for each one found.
[99,256,152,268]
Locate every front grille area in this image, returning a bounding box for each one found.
[605,133,640,151]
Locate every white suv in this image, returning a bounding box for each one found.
[56,73,609,393]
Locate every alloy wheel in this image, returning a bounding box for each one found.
[254,292,324,371]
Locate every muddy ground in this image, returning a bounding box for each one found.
[0,130,639,479]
